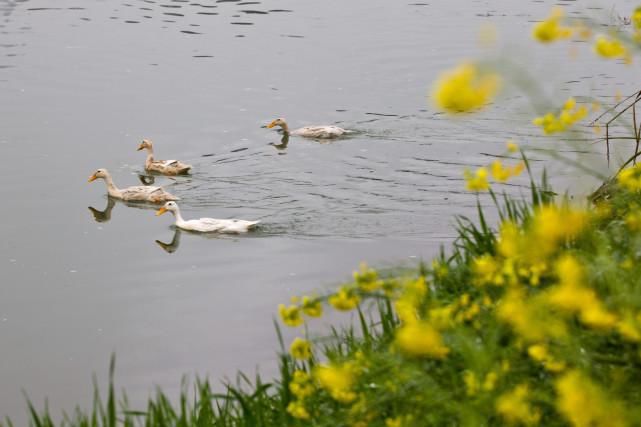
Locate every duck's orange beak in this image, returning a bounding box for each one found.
[156,207,168,216]
[88,174,97,182]
[266,122,276,129]
[137,143,144,151]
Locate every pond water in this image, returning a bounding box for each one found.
[1,0,639,421]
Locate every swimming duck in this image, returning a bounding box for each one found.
[88,168,179,203]
[137,139,192,175]
[155,201,259,233]
[266,118,349,139]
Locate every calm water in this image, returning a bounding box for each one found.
[1,0,639,420]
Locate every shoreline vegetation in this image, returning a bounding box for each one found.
[5,5,641,427]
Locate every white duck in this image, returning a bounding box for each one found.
[88,168,179,203]
[137,139,192,175]
[266,118,349,139]
[155,201,260,233]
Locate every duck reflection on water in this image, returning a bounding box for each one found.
[155,229,182,253]
[87,196,160,223]
[269,133,289,151]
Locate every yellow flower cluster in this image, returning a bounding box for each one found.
[593,35,630,63]
[287,370,315,419]
[618,164,641,192]
[555,370,627,427]
[289,370,315,399]
[278,295,323,327]
[289,337,312,360]
[286,400,310,420]
[396,321,450,359]
[278,304,303,327]
[527,344,565,372]
[547,255,617,330]
[464,167,489,192]
[464,159,525,192]
[432,63,500,114]
[532,97,588,134]
[532,6,637,64]
[633,6,641,29]
[315,362,358,403]
[328,286,360,311]
[532,7,572,43]
[491,160,525,183]
[496,384,541,425]
[463,370,498,396]
[354,263,383,292]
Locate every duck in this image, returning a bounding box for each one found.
[88,168,179,203]
[137,139,192,175]
[155,201,260,233]
[266,118,349,139]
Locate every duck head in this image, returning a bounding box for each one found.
[156,201,179,216]
[137,139,153,151]
[88,168,109,182]
[266,118,287,129]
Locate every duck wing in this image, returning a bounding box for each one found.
[185,218,259,233]
[293,126,346,139]
[121,185,179,202]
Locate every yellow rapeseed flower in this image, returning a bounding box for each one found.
[497,221,522,259]
[533,97,589,134]
[506,140,519,153]
[464,167,490,192]
[547,255,618,330]
[555,370,627,427]
[532,7,572,43]
[315,363,358,403]
[594,35,629,60]
[432,259,449,278]
[463,371,479,396]
[289,337,312,360]
[279,304,304,327]
[618,164,641,192]
[497,289,567,341]
[396,321,450,359]
[530,204,588,256]
[527,344,566,372]
[286,400,310,420]
[491,160,511,182]
[496,384,541,425]
[617,312,641,342]
[432,63,500,114]
[625,210,641,231]
[428,305,455,329]
[633,6,641,29]
[354,263,383,292]
[301,296,323,317]
[328,286,360,311]
[289,370,315,399]
[491,160,525,183]
[385,417,402,427]
[472,254,501,286]
[483,371,498,391]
